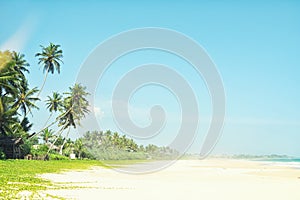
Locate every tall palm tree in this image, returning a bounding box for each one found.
[46,84,90,156]
[0,70,18,96]
[0,51,18,96]
[46,92,63,113]
[0,97,18,136]
[35,43,63,96]
[20,117,33,132]
[12,51,29,80]
[59,83,90,128]
[0,51,39,145]
[13,80,40,118]
[66,83,90,121]
[0,51,19,136]
[0,50,15,71]
[44,92,63,125]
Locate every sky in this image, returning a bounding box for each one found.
[0,0,300,156]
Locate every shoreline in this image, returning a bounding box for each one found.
[38,158,300,200]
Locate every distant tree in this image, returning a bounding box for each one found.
[41,128,54,144]
[74,138,84,159]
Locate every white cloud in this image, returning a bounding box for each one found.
[93,106,104,119]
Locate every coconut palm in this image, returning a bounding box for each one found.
[46,92,63,113]
[0,50,15,71]
[47,84,90,156]
[74,138,84,159]
[20,117,33,132]
[65,83,90,121]
[35,43,63,96]
[0,70,18,96]
[0,51,20,136]
[0,51,18,96]
[12,51,29,79]
[0,97,18,136]
[59,83,90,128]
[44,92,63,125]
[13,80,40,117]
[41,128,54,144]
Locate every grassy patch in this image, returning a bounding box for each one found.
[0,159,144,199]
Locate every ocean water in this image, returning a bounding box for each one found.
[260,158,300,169]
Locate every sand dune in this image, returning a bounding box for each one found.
[40,159,300,200]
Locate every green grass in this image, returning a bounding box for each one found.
[0,159,145,199]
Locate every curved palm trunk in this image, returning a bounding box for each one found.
[32,106,72,139]
[59,126,71,155]
[19,69,48,122]
[46,124,67,155]
[37,68,49,97]
[42,113,53,130]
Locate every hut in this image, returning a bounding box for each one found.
[0,137,23,159]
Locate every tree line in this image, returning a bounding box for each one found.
[0,43,178,160]
[0,43,89,159]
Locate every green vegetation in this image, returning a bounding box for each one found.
[0,43,179,198]
[0,50,39,139]
[0,44,90,160]
[0,159,143,199]
[83,130,179,160]
[0,45,178,161]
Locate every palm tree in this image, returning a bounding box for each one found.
[0,51,18,96]
[41,128,54,144]
[35,43,63,96]
[44,92,63,125]
[74,138,84,159]
[0,100,18,136]
[12,51,29,80]
[0,69,18,96]
[20,117,33,132]
[0,51,19,136]
[59,83,90,128]
[13,80,39,119]
[65,83,90,122]
[46,92,63,113]
[48,84,90,156]
[112,132,120,147]
[0,50,15,71]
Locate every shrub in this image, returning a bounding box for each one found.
[49,154,69,160]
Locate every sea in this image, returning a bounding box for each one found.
[258,158,300,169]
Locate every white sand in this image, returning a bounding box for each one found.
[39,159,300,200]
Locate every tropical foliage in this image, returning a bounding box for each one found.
[35,43,63,95]
[82,130,179,160]
[0,50,38,138]
[0,44,178,161]
[0,44,90,159]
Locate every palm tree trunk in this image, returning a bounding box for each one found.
[43,113,53,130]
[32,106,72,139]
[46,124,66,155]
[59,126,71,155]
[37,68,49,97]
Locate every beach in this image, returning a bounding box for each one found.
[39,159,300,200]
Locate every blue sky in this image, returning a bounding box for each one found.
[1,1,300,156]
